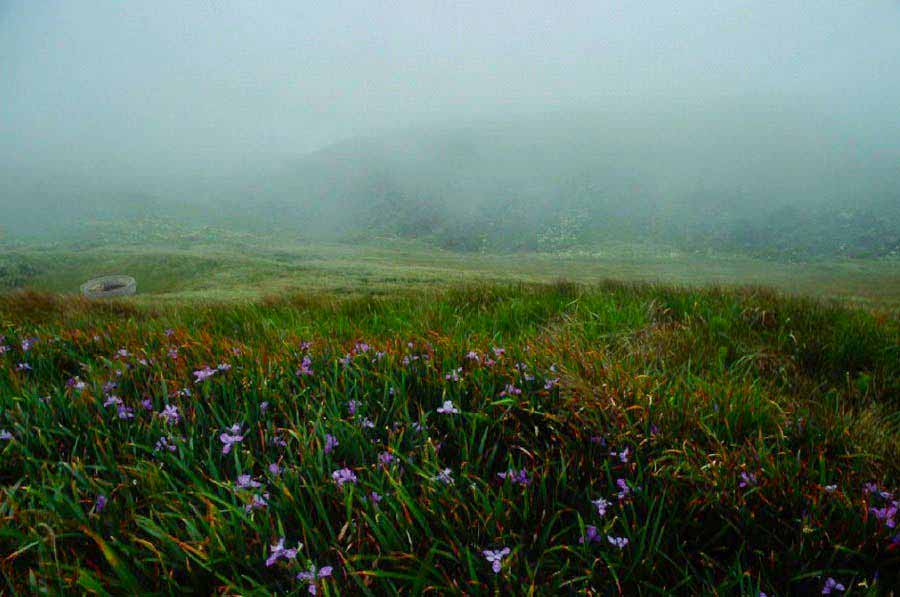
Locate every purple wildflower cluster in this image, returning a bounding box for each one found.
[866,484,897,529]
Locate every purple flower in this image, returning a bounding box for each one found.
[95,494,107,512]
[236,474,262,489]
[21,337,37,351]
[164,328,175,337]
[103,395,123,407]
[368,491,383,503]
[167,348,179,359]
[616,478,631,499]
[592,497,611,516]
[497,468,530,486]
[265,537,299,567]
[821,577,845,594]
[870,502,897,528]
[220,426,244,454]
[347,400,360,415]
[103,381,118,394]
[444,368,462,382]
[610,447,630,463]
[193,366,217,383]
[332,468,358,486]
[260,401,269,413]
[141,398,153,411]
[607,535,629,549]
[378,451,395,467]
[544,378,559,390]
[435,468,454,485]
[296,564,334,595]
[482,547,510,574]
[245,493,269,512]
[268,463,282,476]
[739,471,758,489]
[116,348,130,358]
[500,384,521,397]
[117,405,134,420]
[354,342,370,354]
[159,404,181,424]
[297,355,314,376]
[465,351,480,361]
[324,434,338,454]
[492,347,505,357]
[217,363,231,372]
[436,400,459,414]
[579,525,601,544]
[67,377,86,391]
[154,436,177,452]
[360,417,375,429]
[0,430,13,441]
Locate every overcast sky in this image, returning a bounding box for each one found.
[2,1,899,194]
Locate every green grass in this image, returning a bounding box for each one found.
[1,281,898,594]
[4,238,900,308]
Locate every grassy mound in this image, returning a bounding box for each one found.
[0,283,897,594]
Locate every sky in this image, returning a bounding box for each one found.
[1,0,899,198]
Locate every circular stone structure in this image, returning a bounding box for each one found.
[81,275,137,298]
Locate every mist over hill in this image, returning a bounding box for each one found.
[3,101,898,260]
[216,104,899,258]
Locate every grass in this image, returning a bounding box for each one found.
[3,238,900,307]
[1,280,898,594]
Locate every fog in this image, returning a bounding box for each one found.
[2,1,899,256]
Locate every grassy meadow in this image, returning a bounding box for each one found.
[3,238,900,307]
[1,240,899,594]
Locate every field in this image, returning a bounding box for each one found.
[3,237,900,307]
[1,240,899,594]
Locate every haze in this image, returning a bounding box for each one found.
[2,1,899,254]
